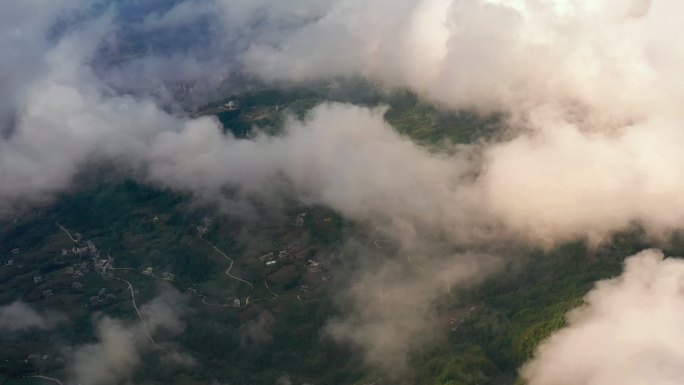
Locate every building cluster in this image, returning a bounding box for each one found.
[44,238,113,298]
[307,257,322,273]
[196,217,213,236]
[260,248,293,267]
[217,100,239,112]
[24,353,50,364]
[64,239,109,278]
[2,248,24,268]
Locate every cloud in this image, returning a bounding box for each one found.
[521,249,684,385]
[325,248,501,373]
[5,0,684,376]
[236,0,684,245]
[239,310,275,346]
[68,287,189,385]
[0,301,66,332]
[241,0,657,115]
[142,103,491,245]
[4,0,684,245]
[69,316,142,385]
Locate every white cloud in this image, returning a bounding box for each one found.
[521,249,684,385]
[68,287,189,385]
[0,301,66,332]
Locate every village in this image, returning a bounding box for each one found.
[0,200,342,384]
[1,209,334,315]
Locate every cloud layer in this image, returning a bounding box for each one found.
[4,0,684,377]
[3,0,684,245]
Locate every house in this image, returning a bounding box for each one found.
[33,275,43,283]
[4,259,14,266]
[25,353,41,363]
[307,259,322,273]
[42,289,54,297]
[74,246,89,255]
[266,260,277,267]
[260,252,274,262]
[142,267,154,275]
[161,272,174,282]
[11,248,20,255]
[94,259,108,271]
[62,249,68,256]
[232,298,241,308]
[72,281,84,290]
[86,241,97,253]
[278,250,289,258]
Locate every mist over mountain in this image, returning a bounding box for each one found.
[1,1,683,384]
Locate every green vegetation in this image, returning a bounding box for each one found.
[197,79,501,147]
[407,232,651,384]
[0,83,669,384]
[0,179,360,384]
[384,91,500,145]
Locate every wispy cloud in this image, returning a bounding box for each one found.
[0,301,66,332]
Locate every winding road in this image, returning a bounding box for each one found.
[406,254,425,272]
[373,239,390,249]
[25,375,65,385]
[56,223,78,243]
[109,274,165,352]
[203,240,254,305]
[187,286,236,308]
[263,280,279,300]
